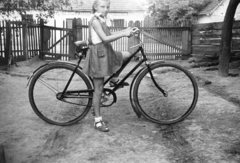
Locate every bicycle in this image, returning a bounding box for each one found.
[27,32,199,126]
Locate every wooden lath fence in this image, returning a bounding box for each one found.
[0,17,191,65]
[0,20,40,65]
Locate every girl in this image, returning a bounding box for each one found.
[82,0,138,132]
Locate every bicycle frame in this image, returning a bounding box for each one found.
[60,36,167,101]
[59,46,146,99]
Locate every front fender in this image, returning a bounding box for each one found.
[149,60,165,66]
[129,66,146,118]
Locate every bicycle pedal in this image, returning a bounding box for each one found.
[116,84,129,89]
[109,80,129,87]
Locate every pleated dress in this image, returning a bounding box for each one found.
[82,16,123,78]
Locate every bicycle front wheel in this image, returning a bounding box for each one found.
[28,63,93,126]
[133,62,198,125]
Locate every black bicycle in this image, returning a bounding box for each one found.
[27,33,198,126]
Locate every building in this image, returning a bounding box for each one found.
[196,0,240,23]
[0,0,147,27]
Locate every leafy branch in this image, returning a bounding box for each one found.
[146,0,211,21]
[0,0,70,22]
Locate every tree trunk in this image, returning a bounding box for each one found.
[219,0,240,77]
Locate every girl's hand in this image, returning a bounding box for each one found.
[131,27,140,34]
[124,28,133,37]
[123,27,139,37]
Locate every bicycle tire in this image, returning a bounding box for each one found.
[28,63,93,126]
[133,62,198,125]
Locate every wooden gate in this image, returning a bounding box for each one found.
[138,17,192,60]
[40,19,72,60]
[40,18,90,60]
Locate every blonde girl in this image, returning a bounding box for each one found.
[82,0,138,132]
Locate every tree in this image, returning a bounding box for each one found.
[146,0,211,21]
[0,0,69,22]
[219,0,240,77]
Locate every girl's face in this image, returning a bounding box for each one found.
[95,0,110,17]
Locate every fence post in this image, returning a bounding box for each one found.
[182,21,192,57]
[40,19,50,59]
[76,18,83,41]
[4,21,11,65]
[69,18,77,58]
[40,19,44,59]
[182,28,191,57]
[22,23,28,60]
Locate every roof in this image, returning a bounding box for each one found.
[198,0,223,15]
[67,0,145,12]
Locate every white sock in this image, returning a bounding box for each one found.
[95,116,103,127]
[95,116,102,123]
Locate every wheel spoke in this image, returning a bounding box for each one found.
[38,77,58,94]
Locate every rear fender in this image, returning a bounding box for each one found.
[26,61,83,87]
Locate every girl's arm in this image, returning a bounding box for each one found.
[92,19,132,43]
[111,27,131,35]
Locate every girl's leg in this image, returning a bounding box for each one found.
[122,51,131,60]
[93,77,109,132]
[93,77,104,117]
[110,51,131,84]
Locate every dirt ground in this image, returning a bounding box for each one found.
[0,57,240,163]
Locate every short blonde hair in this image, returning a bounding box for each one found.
[92,0,110,13]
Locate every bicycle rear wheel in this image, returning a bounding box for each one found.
[133,62,198,125]
[28,63,93,126]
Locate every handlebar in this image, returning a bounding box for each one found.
[129,30,143,49]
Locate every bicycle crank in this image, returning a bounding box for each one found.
[101,88,117,107]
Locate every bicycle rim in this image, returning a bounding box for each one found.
[29,64,93,126]
[133,63,198,125]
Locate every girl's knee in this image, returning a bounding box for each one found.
[122,51,131,60]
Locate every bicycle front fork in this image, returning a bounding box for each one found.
[146,64,168,97]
